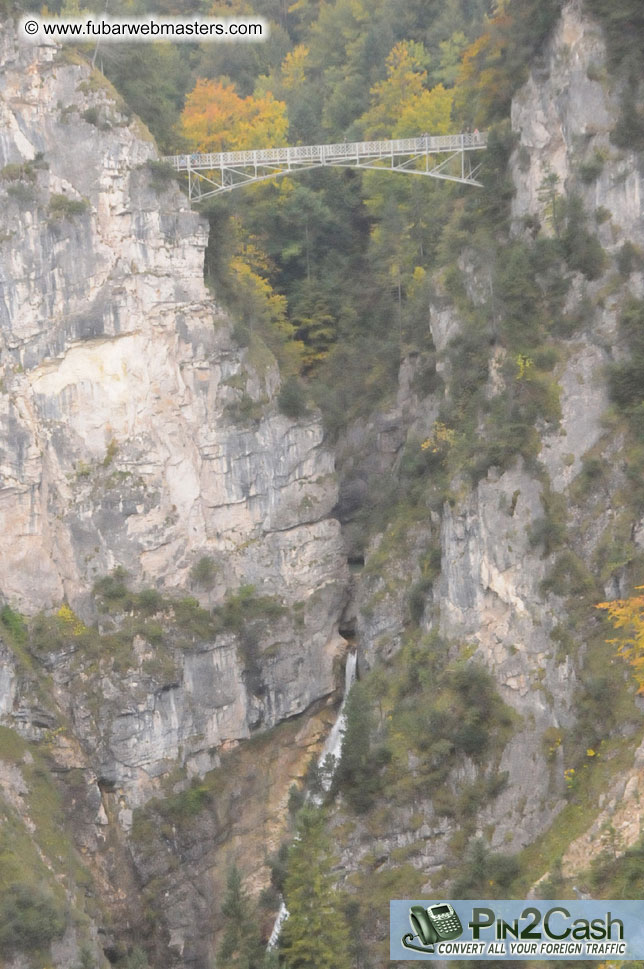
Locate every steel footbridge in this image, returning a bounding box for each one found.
[163,131,487,201]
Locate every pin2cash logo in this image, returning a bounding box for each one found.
[403,902,464,953]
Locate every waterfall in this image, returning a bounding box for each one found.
[314,650,357,791]
[266,650,357,949]
[267,901,289,949]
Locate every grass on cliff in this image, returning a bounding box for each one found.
[0,724,98,963]
[0,571,288,689]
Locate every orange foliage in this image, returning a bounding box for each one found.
[180,78,288,153]
[597,587,644,693]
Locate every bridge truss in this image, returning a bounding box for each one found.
[163,132,487,201]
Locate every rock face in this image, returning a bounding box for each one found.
[0,23,353,969]
[0,22,348,766]
[0,29,345,616]
[329,0,644,916]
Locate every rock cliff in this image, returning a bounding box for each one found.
[327,2,644,949]
[1,3,644,969]
[0,22,349,969]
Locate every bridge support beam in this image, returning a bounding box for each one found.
[164,133,487,202]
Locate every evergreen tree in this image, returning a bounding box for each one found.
[333,681,389,813]
[218,866,266,969]
[280,808,352,969]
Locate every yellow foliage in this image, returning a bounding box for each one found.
[56,603,86,636]
[453,10,517,126]
[393,84,454,138]
[361,40,429,139]
[180,78,288,153]
[515,354,534,380]
[221,217,305,374]
[281,45,309,90]
[597,587,644,693]
[421,421,456,453]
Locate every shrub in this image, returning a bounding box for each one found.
[82,107,100,126]
[562,195,605,279]
[146,160,178,193]
[278,375,308,418]
[541,550,595,597]
[579,151,605,184]
[0,604,27,644]
[617,241,643,276]
[225,392,264,424]
[136,588,163,616]
[528,488,567,555]
[93,566,131,606]
[0,885,65,952]
[451,838,521,898]
[608,300,644,427]
[48,193,90,221]
[217,585,285,633]
[189,555,218,589]
[172,597,219,642]
[7,182,36,206]
[589,838,644,897]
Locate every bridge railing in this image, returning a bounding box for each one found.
[164,132,487,172]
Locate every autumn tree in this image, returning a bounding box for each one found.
[361,40,429,139]
[180,77,288,152]
[597,588,644,693]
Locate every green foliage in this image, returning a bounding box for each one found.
[334,633,517,833]
[579,150,605,184]
[529,486,568,556]
[333,681,391,813]
[588,837,644,897]
[281,807,352,969]
[617,241,643,277]
[454,0,564,127]
[7,181,37,206]
[217,585,286,635]
[145,159,178,193]
[218,866,266,969]
[102,41,193,154]
[82,106,100,126]
[75,943,97,969]
[451,838,521,898]
[608,299,644,440]
[267,841,289,896]
[0,884,65,953]
[278,375,308,418]
[541,550,596,597]
[585,0,644,75]
[0,604,27,644]
[189,555,218,589]
[560,194,605,280]
[225,392,266,425]
[48,193,90,221]
[93,565,131,605]
[124,947,149,969]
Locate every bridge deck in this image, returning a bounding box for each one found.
[165,132,487,173]
[162,132,487,199]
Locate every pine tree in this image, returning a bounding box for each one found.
[218,866,266,969]
[280,808,352,969]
